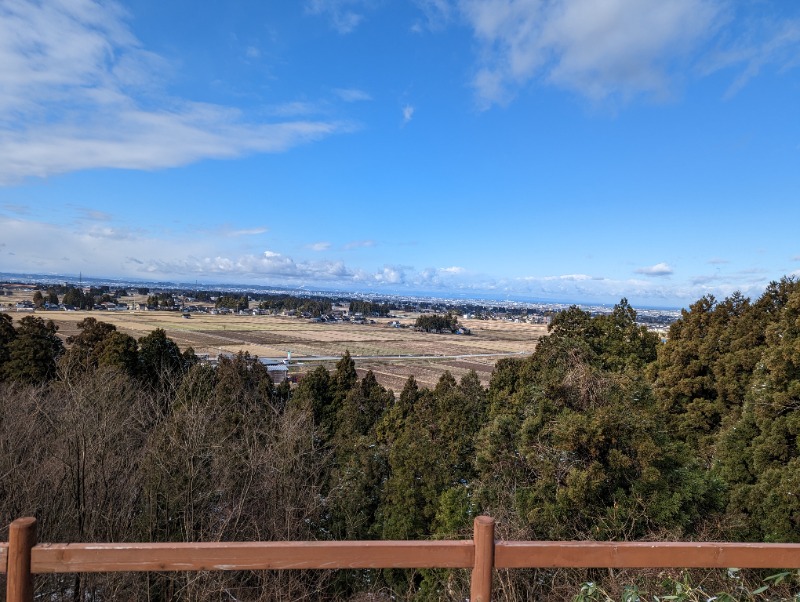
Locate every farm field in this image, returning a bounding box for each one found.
[6,307,547,390]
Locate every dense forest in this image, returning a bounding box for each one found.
[1,278,800,600]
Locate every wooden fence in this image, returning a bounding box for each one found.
[4,515,800,601]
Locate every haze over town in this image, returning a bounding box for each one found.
[1,1,799,308]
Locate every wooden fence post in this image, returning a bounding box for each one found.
[7,517,36,602]
[471,515,495,601]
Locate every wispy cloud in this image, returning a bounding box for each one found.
[307,242,331,251]
[75,208,113,222]
[402,104,415,124]
[458,0,722,107]
[0,1,349,184]
[305,0,372,34]
[334,88,372,102]
[708,257,730,265]
[228,227,269,237]
[265,101,322,117]
[700,16,800,98]
[197,225,269,238]
[343,239,375,249]
[411,0,454,32]
[635,262,674,276]
[1,203,30,215]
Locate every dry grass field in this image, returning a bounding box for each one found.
[2,295,547,390]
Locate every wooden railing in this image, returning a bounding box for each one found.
[4,516,800,601]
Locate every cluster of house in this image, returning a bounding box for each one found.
[461,311,552,325]
[10,301,131,312]
[309,311,378,325]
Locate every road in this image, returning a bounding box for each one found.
[259,351,532,363]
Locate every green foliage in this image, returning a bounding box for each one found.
[379,371,487,540]
[349,300,391,316]
[326,370,393,540]
[415,312,459,333]
[215,295,248,311]
[138,328,188,396]
[0,312,16,376]
[292,364,334,432]
[716,283,800,541]
[62,286,91,309]
[63,317,118,372]
[96,331,139,376]
[4,282,800,600]
[476,300,719,542]
[1,316,64,384]
[548,299,659,374]
[332,350,358,407]
[257,294,332,316]
[652,280,800,466]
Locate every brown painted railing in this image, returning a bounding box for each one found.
[4,516,800,601]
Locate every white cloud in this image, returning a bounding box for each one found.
[0,215,357,283]
[305,0,372,34]
[635,262,674,276]
[402,104,415,124]
[700,17,800,98]
[458,0,722,107]
[334,88,372,102]
[512,271,777,306]
[0,0,349,184]
[343,239,376,249]
[227,227,268,237]
[412,0,454,32]
[265,101,322,117]
[0,214,782,307]
[540,273,594,282]
[73,208,114,222]
[375,266,406,284]
[308,242,332,251]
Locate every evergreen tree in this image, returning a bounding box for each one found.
[379,371,487,540]
[326,371,393,541]
[475,305,717,541]
[2,316,64,384]
[63,317,118,372]
[652,281,799,464]
[292,364,334,434]
[0,313,16,378]
[138,328,187,396]
[63,286,90,309]
[716,285,800,541]
[95,331,140,377]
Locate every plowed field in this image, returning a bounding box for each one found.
[15,310,547,391]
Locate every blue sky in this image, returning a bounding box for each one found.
[1,0,799,308]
